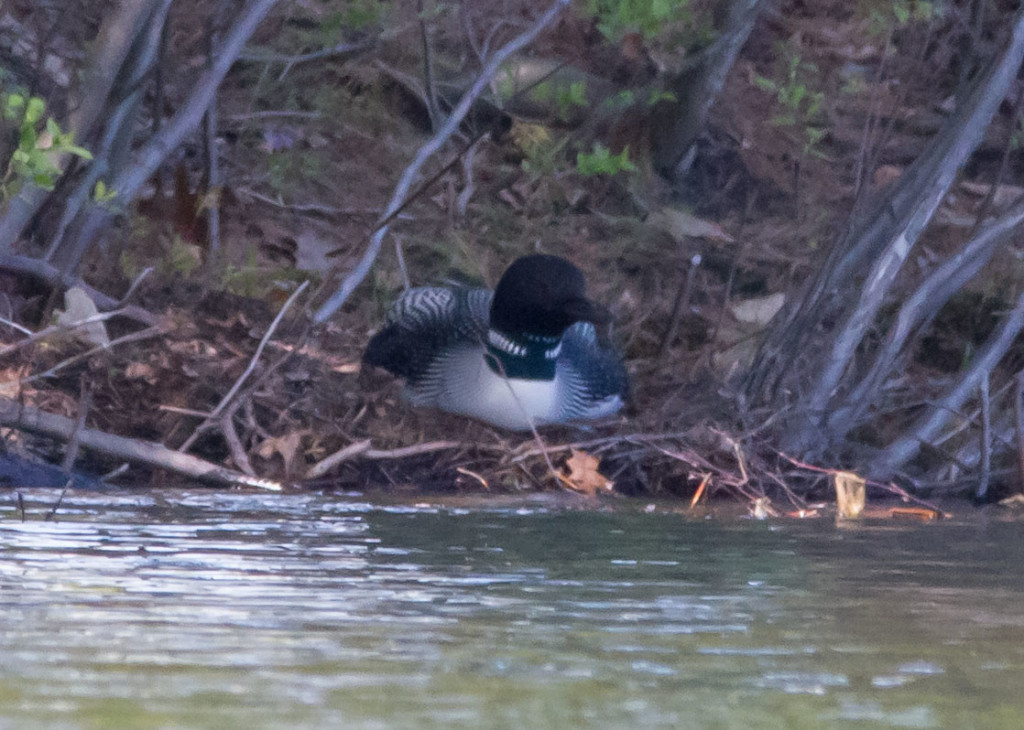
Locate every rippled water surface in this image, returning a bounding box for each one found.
[2,490,1024,729]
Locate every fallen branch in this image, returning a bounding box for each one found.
[0,396,282,490]
[778,451,948,516]
[241,189,403,218]
[305,438,468,480]
[0,306,149,358]
[365,440,462,459]
[305,438,372,479]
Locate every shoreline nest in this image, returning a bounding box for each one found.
[0,268,957,520]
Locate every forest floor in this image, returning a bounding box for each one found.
[3,0,1022,511]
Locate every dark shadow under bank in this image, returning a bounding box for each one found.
[0,450,103,490]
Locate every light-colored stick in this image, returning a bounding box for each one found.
[0,396,282,490]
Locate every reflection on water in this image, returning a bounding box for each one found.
[2,490,1024,729]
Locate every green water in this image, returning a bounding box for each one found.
[1,490,1023,729]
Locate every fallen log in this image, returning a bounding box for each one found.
[0,396,282,490]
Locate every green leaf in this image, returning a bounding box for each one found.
[93,180,117,203]
[568,80,588,107]
[894,1,910,25]
[18,125,36,151]
[577,143,636,176]
[752,75,777,92]
[648,89,676,105]
[4,93,24,119]
[64,144,93,160]
[33,172,55,189]
[25,96,45,124]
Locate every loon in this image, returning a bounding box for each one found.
[363,254,628,431]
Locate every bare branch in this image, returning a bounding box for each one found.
[0,2,167,254]
[978,375,991,501]
[305,439,372,479]
[238,39,374,67]
[806,12,1024,421]
[874,291,1024,479]
[64,0,279,268]
[0,396,282,490]
[312,0,571,323]
[837,198,1024,434]
[0,254,158,325]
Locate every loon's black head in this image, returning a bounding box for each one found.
[489,254,608,339]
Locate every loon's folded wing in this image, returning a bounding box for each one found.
[363,286,491,383]
[560,322,629,404]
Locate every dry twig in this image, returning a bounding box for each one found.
[0,396,281,490]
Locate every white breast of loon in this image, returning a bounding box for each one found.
[405,339,623,431]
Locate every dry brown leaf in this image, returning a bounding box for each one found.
[749,497,775,519]
[960,181,1024,208]
[730,293,786,327]
[255,431,304,475]
[562,448,613,495]
[890,507,941,521]
[711,294,786,376]
[648,207,734,243]
[834,471,866,519]
[786,509,821,519]
[0,371,24,399]
[998,493,1024,508]
[55,287,110,348]
[124,361,156,382]
[872,164,903,188]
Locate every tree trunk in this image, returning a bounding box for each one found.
[741,8,1024,477]
[649,0,764,183]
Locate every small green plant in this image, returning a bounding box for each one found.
[221,252,312,298]
[1011,115,1024,150]
[577,143,636,176]
[752,46,827,157]
[521,78,591,123]
[864,0,941,40]
[554,80,589,122]
[320,0,390,35]
[221,248,265,297]
[892,0,936,24]
[1,92,92,200]
[93,179,117,204]
[265,147,324,197]
[513,122,570,177]
[586,0,688,41]
[166,236,202,276]
[602,88,677,114]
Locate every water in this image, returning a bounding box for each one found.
[1,490,1023,729]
